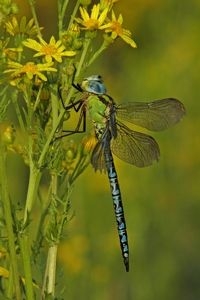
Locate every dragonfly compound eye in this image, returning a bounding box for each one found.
[81,75,107,95]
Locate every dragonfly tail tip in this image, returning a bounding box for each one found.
[124,258,129,272]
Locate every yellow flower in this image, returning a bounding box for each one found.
[5,16,40,37]
[76,4,109,30]
[23,36,76,63]
[4,61,57,82]
[102,11,137,48]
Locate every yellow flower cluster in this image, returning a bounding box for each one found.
[3,16,76,85]
[4,30,76,84]
[76,3,136,48]
[2,2,136,86]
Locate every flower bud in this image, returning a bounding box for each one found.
[0,123,15,145]
[80,0,92,6]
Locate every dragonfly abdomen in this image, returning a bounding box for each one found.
[104,144,129,272]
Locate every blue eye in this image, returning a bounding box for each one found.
[82,75,107,94]
[87,79,106,94]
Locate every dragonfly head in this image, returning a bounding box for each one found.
[81,75,107,95]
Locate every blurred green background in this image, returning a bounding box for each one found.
[15,0,200,299]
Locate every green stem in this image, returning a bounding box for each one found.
[11,89,26,133]
[37,113,62,168]
[33,182,52,255]
[87,39,109,67]
[51,84,59,128]
[24,92,42,225]
[38,37,91,170]
[7,265,14,298]
[27,0,42,37]
[19,234,34,300]
[58,0,70,38]
[69,155,90,184]
[57,184,72,239]
[33,83,43,112]
[76,37,91,78]
[23,164,41,225]
[0,148,21,300]
[67,0,80,30]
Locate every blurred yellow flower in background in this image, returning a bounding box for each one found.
[58,235,89,274]
[5,16,40,37]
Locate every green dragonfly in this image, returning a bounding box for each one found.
[60,75,185,272]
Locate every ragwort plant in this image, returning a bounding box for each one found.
[0,0,136,299]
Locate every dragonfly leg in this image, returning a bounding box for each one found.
[71,63,83,92]
[58,85,83,111]
[55,107,86,140]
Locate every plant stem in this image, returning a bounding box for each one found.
[47,245,58,295]
[76,37,91,78]
[88,39,109,67]
[0,148,21,300]
[7,265,14,298]
[19,234,35,300]
[23,163,41,225]
[41,245,58,298]
[11,89,26,133]
[58,0,70,38]
[21,161,40,299]
[27,0,42,37]
[67,0,80,30]
[51,84,59,128]
[42,173,58,297]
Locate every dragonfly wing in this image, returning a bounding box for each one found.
[91,140,106,172]
[116,98,185,131]
[111,122,160,167]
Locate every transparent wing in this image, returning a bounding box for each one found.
[116,98,185,131]
[91,130,110,172]
[91,141,106,172]
[111,122,160,167]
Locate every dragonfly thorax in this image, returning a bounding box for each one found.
[93,121,107,140]
[81,75,107,95]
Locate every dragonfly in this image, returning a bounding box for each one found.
[60,74,185,272]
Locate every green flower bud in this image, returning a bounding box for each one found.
[80,0,92,6]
